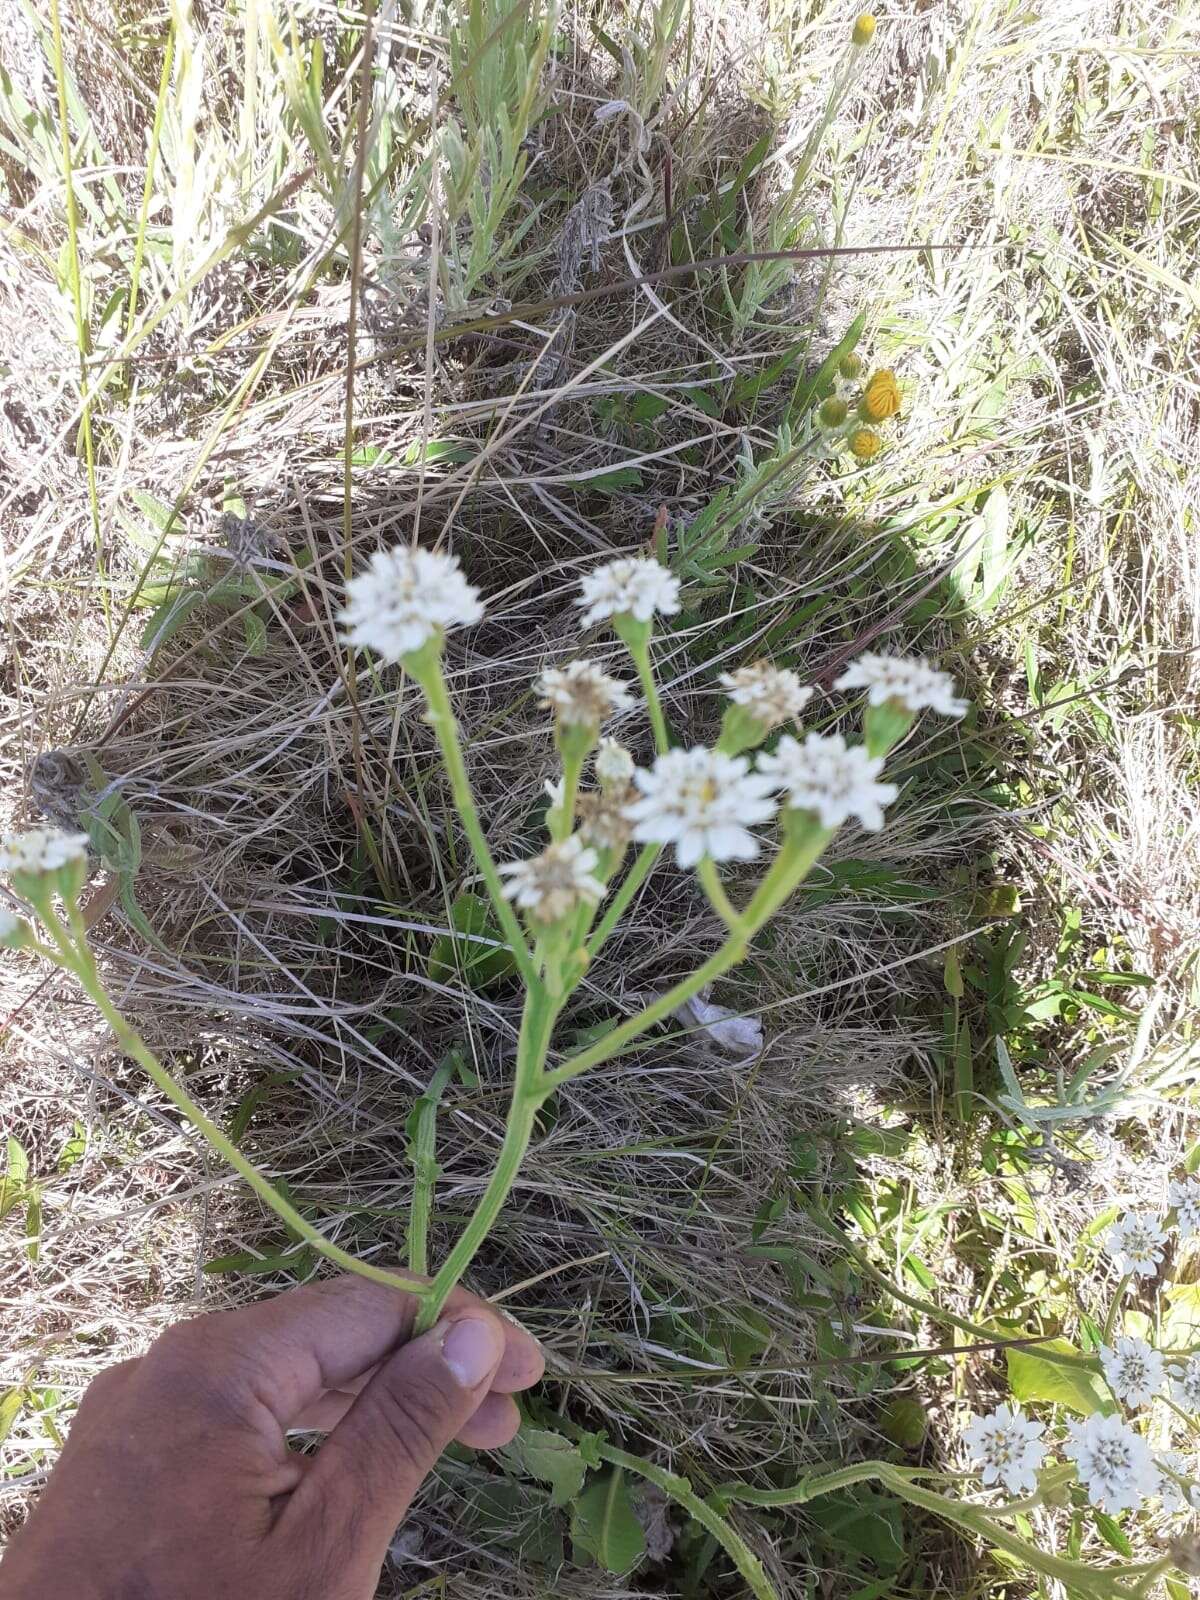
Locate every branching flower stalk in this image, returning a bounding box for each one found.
[6,535,1196,1596]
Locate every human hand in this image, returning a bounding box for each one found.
[0,1273,544,1599]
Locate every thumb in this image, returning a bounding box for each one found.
[278,1313,506,1564]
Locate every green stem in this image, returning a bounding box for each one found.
[418,657,539,988]
[630,640,669,753]
[715,1462,1149,1598]
[554,745,584,842]
[805,1208,1097,1370]
[59,905,427,1296]
[586,843,660,959]
[547,824,829,1090]
[414,985,556,1332]
[1102,1276,1132,1341]
[698,857,746,933]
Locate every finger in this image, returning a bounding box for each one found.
[290,1385,521,1445]
[453,1391,521,1450]
[190,1273,543,1424]
[276,1311,506,1563]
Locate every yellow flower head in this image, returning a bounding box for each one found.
[818,396,848,427]
[850,429,882,461]
[859,369,901,422]
[852,13,877,46]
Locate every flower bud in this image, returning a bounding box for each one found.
[859,368,901,422]
[838,353,863,379]
[818,396,848,428]
[849,428,882,461]
[852,13,876,46]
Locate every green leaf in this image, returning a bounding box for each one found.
[0,1138,28,1219]
[564,466,644,494]
[0,1387,24,1446]
[813,1489,906,1572]
[470,1481,564,1565]
[24,1186,40,1262]
[1006,1339,1108,1416]
[1092,1511,1133,1557]
[203,1245,313,1276]
[57,1122,87,1172]
[506,1426,587,1508]
[570,1468,646,1574]
[427,893,517,989]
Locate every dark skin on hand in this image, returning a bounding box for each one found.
[0,1274,544,1600]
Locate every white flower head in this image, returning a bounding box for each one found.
[1169,1356,1200,1411]
[0,828,89,877]
[719,662,813,730]
[577,557,680,628]
[577,787,634,852]
[962,1403,1048,1496]
[535,660,636,728]
[1100,1335,1166,1408]
[1169,1177,1200,1241]
[1155,1451,1200,1514]
[756,732,898,832]
[340,545,483,663]
[624,747,778,869]
[594,738,635,789]
[500,835,605,924]
[1065,1412,1159,1514]
[1104,1214,1167,1279]
[835,652,967,718]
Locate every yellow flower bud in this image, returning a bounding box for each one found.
[838,353,863,379]
[849,429,882,461]
[859,369,902,422]
[818,396,848,427]
[852,13,877,46]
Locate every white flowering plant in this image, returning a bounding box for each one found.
[10,540,1197,1598]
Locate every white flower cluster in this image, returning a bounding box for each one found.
[0,828,89,877]
[964,1399,1199,1517]
[757,733,897,832]
[577,556,680,628]
[719,662,812,730]
[963,1180,1200,1523]
[535,661,635,727]
[834,651,967,718]
[500,836,605,925]
[1101,1335,1166,1408]
[340,546,483,662]
[962,1404,1047,1495]
[625,748,777,870]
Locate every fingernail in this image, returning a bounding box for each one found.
[441,1317,504,1389]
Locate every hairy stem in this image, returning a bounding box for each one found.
[419,657,538,987]
[586,842,660,958]
[58,905,427,1296]
[414,984,557,1332]
[546,824,829,1089]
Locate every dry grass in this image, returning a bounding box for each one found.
[1,0,1198,1592]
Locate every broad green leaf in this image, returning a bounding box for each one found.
[1006,1339,1108,1416]
[570,1468,645,1575]
[506,1426,587,1508]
